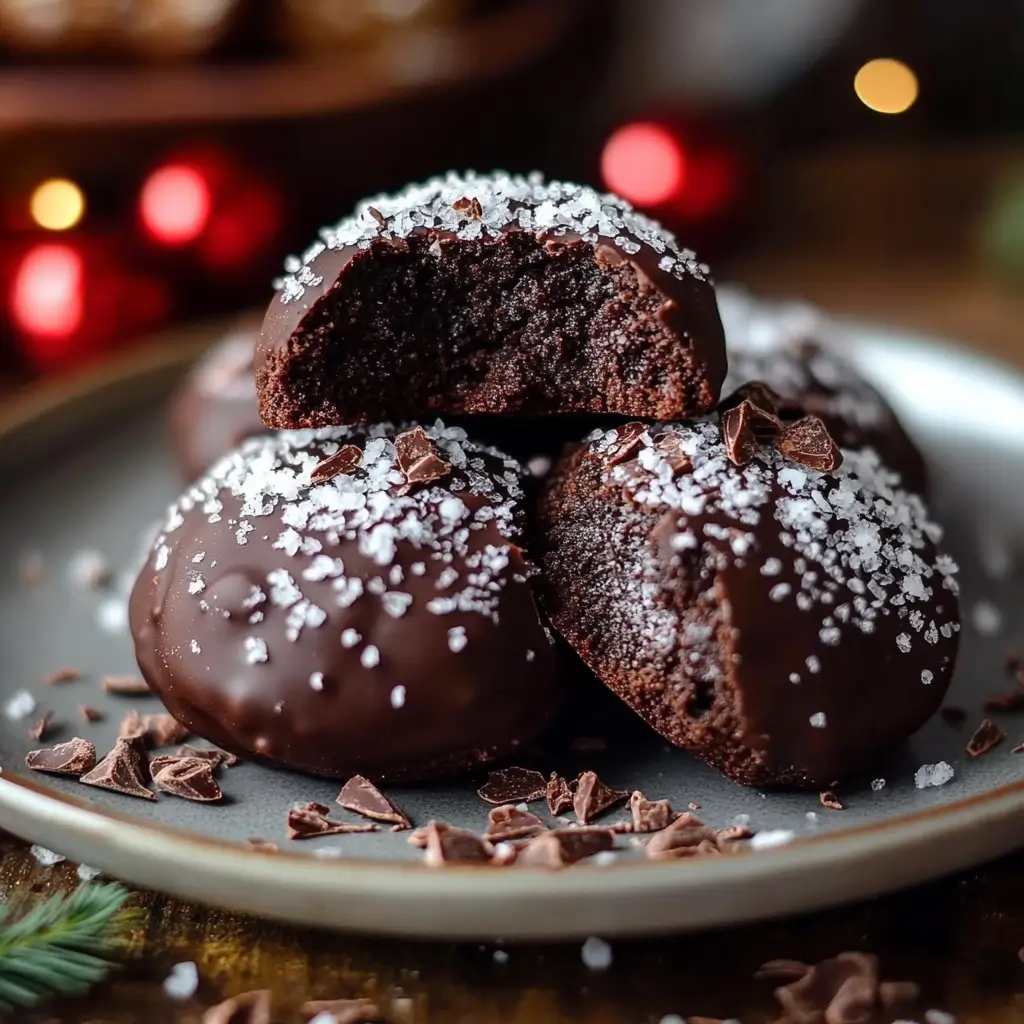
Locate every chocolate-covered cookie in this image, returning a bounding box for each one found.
[256,171,727,427]
[130,422,559,781]
[536,421,960,787]
[168,320,265,481]
[718,288,927,493]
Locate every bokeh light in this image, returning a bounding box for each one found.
[10,244,84,341]
[601,122,686,207]
[139,163,212,245]
[30,178,85,231]
[854,58,919,114]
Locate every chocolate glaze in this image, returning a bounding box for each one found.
[168,320,266,482]
[537,422,960,787]
[130,422,559,782]
[256,172,726,427]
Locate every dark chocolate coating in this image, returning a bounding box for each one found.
[536,422,960,788]
[168,321,266,482]
[256,172,727,427]
[130,423,560,782]
[718,288,928,494]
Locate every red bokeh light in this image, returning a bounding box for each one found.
[139,163,211,245]
[200,181,282,274]
[10,244,84,353]
[601,122,686,207]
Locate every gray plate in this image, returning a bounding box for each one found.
[0,323,1022,941]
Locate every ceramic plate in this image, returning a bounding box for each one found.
[0,320,1022,941]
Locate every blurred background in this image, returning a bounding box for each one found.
[0,0,1019,386]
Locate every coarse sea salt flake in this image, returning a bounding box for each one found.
[5,691,36,720]
[390,685,406,708]
[915,761,954,789]
[581,936,613,971]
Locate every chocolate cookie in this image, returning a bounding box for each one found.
[168,320,265,481]
[718,288,927,493]
[536,421,960,787]
[129,422,559,781]
[256,171,727,427]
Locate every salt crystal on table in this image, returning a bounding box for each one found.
[30,845,65,867]
[751,830,795,850]
[971,600,1003,636]
[581,936,613,971]
[162,961,199,1000]
[915,762,955,789]
[871,779,886,791]
[5,691,36,720]
[493,949,509,964]
[77,864,102,881]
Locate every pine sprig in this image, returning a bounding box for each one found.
[0,882,134,1010]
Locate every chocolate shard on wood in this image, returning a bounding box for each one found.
[100,674,151,695]
[311,444,363,483]
[302,996,385,1023]
[484,804,547,842]
[26,737,96,777]
[79,737,155,801]
[287,802,379,840]
[966,717,1006,757]
[629,791,676,833]
[422,822,493,866]
[79,705,103,723]
[28,712,53,742]
[336,774,410,829]
[602,422,648,468]
[819,789,844,811]
[200,988,272,1024]
[393,426,451,494]
[43,667,81,685]
[573,771,628,824]
[776,414,843,472]
[546,773,573,816]
[143,713,190,748]
[152,756,223,803]
[477,766,546,805]
[516,827,614,868]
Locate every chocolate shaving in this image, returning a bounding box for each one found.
[645,813,747,860]
[302,997,385,1023]
[478,767,546,805]
[573,771,628,824]
[28,712,53,742]
[655,431,692,475]
[366,206,385,225]
[143,713,189,748]
[629,791,676,833]
[721,401,765,466]
[177,744,238,767]
[516,827,614,868]
[201,988,272,1024]
[484,804,547,842]
[79,705,103,723]
[118,710,146,741]
[819,790,844,811]
[984,689,1024,711]
[26,737,96,776]
[245,838,278,853]
[602,422,648,468]
[287,802,379,840]
[422,822,493,866]
[79,737,155,801]
[776,415,843,473]
[311,445,363,483]
[393,426,451,494]
[966,717,1006,757]
[152,757,223,802]
[453,196,483,219]
[337,775,410,829]
[546,773,573,816]
[100,674,150,695]
[940,706,968,725]
[43,667,81,685]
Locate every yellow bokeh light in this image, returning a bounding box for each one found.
[854,58,918,114]
[30,178,85,231]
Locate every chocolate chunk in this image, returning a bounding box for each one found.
[143,713,190,748]
[287,802,379,840]
[118,710,146,742]
[776,415,842,472]
[452,196,482,219]
[79,738,155,801]
[966,718,1006,757]
[754,959,813,981]
[152,757,223,802]
[478,767,547,805]
[573,771,628,824]
[546,773,573,816]
[407,821,443,849]
[25,737,96,777]
[311,445,363,483]
[200,988,272,1024]
[484,804,547,842]
[43,667,81,685]
[655,431,692,475]
[721,401,764,466]
[644,812,746,860]
[940,706,967,725]
[516,827,614,868]
[100,674,151,695]
[602,422,648,468]
[629,791,676,833]
[984,689,1024,711]
[422,822,493,866]
[29,712,53,742]
[79,706,103,723]
[393,426,451,494]
[302,997,384,1023]
[336,775,410,830]
[245,838,278,853]
[819,790,844,811]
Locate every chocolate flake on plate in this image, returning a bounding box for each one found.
[484,804,547,842]
[311,444,363,483]
[152,757,223,802]
[601,422,647,468]
[28,712,53,742]
[629,791,676,833]
[118,709,146,741]
[422,822,493,866]
[100,675,151,695]
[645,813,748,860]
[79,705,103,723]
[79,737,155,801]
[573,771,628,824]
[336,775,410,829]
[966,718,1006,757]
[287,802,378,840]
[940,706,968,725]
[43,667,81,685]
[516,827,615,868]
[302,997,385,1023]
[546,773,573,816]
[177,744,238,767]
[393,426,451,494]
[143,713,189,748]
[245,837,278,853]
[478,766,547,805]
[776,414,843,472]
[25,737,96,776]
[819,790,844,811]
[983,688,1024,712]
[201,988,272,1024]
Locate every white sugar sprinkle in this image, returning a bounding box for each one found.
[30,845,64,867]
[581,936,613,971]
[5,691,36,720]
[341,628,362,648]
[189,639,201,654]
[309,672,324,691]
[361,645,380,669]
[809,712,827,728]
[390,685,406,709]
[915,762,954,789]
[447,625,468,653]
[243,636,268,664]
[971,600,1003,636]
[750,829,795,850]
[805,656,821,674]
[162,961,199,1000]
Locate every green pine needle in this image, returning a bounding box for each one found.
[0,882,134,1010]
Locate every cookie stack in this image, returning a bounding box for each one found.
[137,172,960,790]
